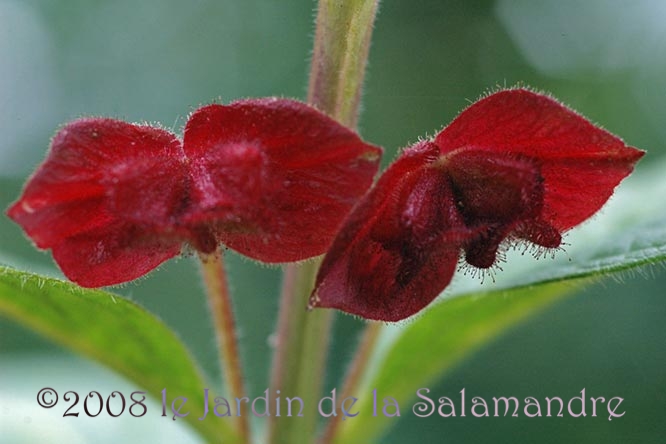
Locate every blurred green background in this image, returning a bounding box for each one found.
[1,0,664,443]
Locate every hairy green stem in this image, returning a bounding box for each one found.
[308,0,380,128]
[267,1,380,443]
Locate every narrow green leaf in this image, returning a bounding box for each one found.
[336,281,579,443]
[0,266,238,444]
[337,159,666,443]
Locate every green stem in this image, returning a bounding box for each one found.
[268,260,335,443]
[199,253,250,444]
[308,0,380,128]
[319,322,382,444]
[268,1,380,443]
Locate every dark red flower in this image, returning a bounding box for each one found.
[7,98,381,287]
[310,89,644,321]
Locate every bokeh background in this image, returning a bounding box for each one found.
[1,0,665,442]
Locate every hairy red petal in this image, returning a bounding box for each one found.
[435,89,644,231]
[7,118,185,285]
[52,224,180,288]
[311,142,470,321]
[182,98,382,261]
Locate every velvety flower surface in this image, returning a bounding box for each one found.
[310,89,644,322]
[183,99,382,261]
[7,98,381,287]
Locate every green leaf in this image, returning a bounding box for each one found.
[336,159,666,443]
[0,266,238,444]
[336,281,579,443]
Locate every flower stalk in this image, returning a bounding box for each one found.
[199,253,250,443]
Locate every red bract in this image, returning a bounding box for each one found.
[7,98,381,287]
[310,89,644,321]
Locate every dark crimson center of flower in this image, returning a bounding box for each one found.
[441,149,559,268]
[445,149,544,223]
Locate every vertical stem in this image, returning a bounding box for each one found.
[268,1,380,443]
[309,0,381,128]
[268,260,330,444]
[199,253,250,444]
[319,322,382,444]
